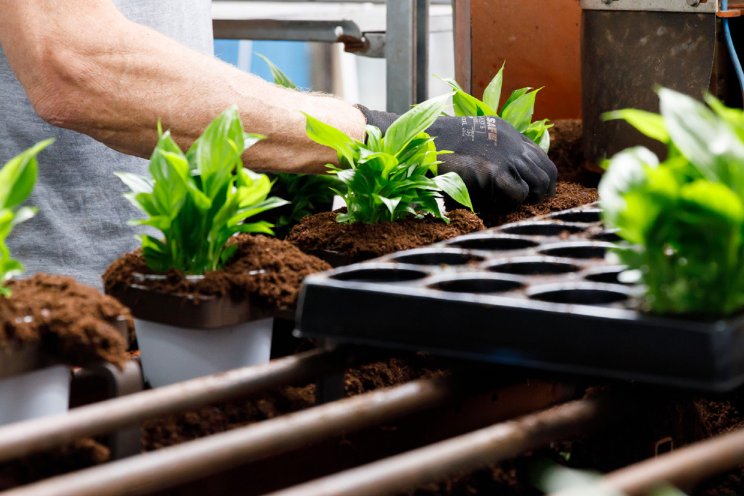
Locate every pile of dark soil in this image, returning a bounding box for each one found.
[142,353,445,451]
[0,439,109,491]
[1,274,130,367]
[286,210,485,265]
[103,234,330,311]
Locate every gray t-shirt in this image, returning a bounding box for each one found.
[1,0,213,287]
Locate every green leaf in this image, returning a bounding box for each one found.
[659,88,726,179]
[256,53,298,89]
[603,108,670,143]
[116,172,153,195]
[599,146,661,238]
[303,113,358,167]
[433,172,473,211]
[0,139,52,295]
[500,87,531,114]
[537,127,551,153]
[482,63,504,112]
[0,138,53,210]
[501,88,540,133]
[441,77,495,117]
[10,207,37,228]
[384,93,452,154]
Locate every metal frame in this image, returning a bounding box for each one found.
[212,0,434,112]
[580,0,717,13]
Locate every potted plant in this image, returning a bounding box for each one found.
[0,140,130,425]
[441,63,553,153]
[600,88,744,315]
[103,106,330,387]
[286,95,484,266]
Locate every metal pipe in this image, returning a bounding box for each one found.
[3,376,454,496]
[0,349,344,464]
[385,0,423,110]
[268,395,620,496]
[552,426,744,496]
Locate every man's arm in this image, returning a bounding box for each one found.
[0,0,366,173]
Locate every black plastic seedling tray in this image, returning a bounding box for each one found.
[296,204,744,392]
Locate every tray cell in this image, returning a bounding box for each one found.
[538,242,612,260]
[330,266,429,283]
[548,209,602,223]
[390,250,485,266]
[429,276,524,294]
[487,258,581,275]
[528,283,630,305]
[446,235,538,251]
[501,222,586,236]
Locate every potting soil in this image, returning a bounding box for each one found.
[2,274,130,367]
[286,210,484,264]
[0,438,109,491]
[103,234,330,311]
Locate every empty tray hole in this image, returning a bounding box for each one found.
[539,244,608,259]
[592,231,622,242]
[331,267,428,283]
[585,269,632,285]
[391,252,484,266]
[529,287,629,305]
[501,223,585,236]
[488,260,579,275]
[448,236,538,251]
[430,277,524,294]
[549,210,602,223]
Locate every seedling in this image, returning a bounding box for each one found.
[441,63,552,152]
[0,140,53,297]
[600,88,744,315]
[117,106,288,274]
[304,94,473,224]
[258,54,340,229]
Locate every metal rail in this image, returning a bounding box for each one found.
[0,349,344,464]
[212,0,435,111]
[268,394,623,496]
[552,424,744,496]
[3,377,456,496]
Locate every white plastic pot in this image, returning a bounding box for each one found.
[135,317,274,387]
[0,365,70,425]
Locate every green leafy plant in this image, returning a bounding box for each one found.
[304,94,473,224]
[600,88,744,315]
[441,63,552,152]
[257,53,340,229]
[117,106,288,274]
[0,139,53,297]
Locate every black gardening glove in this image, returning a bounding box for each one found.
[356,106,557,209]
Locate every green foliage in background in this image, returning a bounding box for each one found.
[0,140,52,297]
[304,94,473,224]
[600,88,744,316]
[258,54,340,230]
[441,63,552,152]
[118,106,288,274]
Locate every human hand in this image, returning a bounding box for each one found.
[357,107,557,209]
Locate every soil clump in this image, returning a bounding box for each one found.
[286,209,484,265]
[479,120,600,227]
[1,274,130,367]
[103,234,330,311]
[0,439,109,490]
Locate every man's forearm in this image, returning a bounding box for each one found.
[0,1,366,173]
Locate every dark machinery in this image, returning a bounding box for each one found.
[582,0,744,164]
